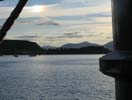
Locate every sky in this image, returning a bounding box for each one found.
[0,0,112,46]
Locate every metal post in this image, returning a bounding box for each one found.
[99,0,132,100]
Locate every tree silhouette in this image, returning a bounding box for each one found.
[0,0,28,41]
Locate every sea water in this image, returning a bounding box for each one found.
[0,55,115,100]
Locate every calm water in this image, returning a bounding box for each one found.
[0,55,115,100]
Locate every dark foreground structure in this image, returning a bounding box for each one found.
[0,0,28,41]
[100,0,132,100]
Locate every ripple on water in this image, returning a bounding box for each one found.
[0,55,115,100]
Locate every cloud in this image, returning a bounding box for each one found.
[45,34,82,40]
[15,35,41,39]
[40,31,112,46]
[86,12,111,18]
[0,0,112,46]
[0,0,111,19]
[49,12,111,22]
[43,0,61,5]
[35,20,60,26]
[64,32,80,36]
[10,31,112,46]
[0,0,46,7]
[45,32,99,40]
[56,0,110,9]
[15,18,60,26]
[0,0,110,8]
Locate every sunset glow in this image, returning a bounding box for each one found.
[31,5,46,13]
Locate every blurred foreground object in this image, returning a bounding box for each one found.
[100,0,132,100]
[0,0,28,41]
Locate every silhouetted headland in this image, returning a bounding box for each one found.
[0,40,45,56]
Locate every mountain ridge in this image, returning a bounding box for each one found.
[42,42,100,49]
[0,40,112,55]
[61,42,99,49]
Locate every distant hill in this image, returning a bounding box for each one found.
[61,42,99,49]
[42,45,57,49]
[0,40,45,55]
[42,42,110,54]
[104,41,113,50]
[44,46,110,54]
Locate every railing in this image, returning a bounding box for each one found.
[100,0,132,100]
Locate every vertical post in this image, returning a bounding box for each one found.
[99,0,132,100]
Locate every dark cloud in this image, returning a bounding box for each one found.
[64,32,80,36]
[16,35,41,39]
[17,18,60,26]
[45,32,98,40]
[62,32,84,38]
[63,32,104,38]
[50,15,91,21]
[45,35,82,40]
[36,20,60,26]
